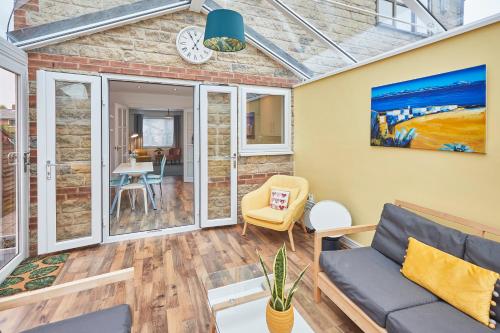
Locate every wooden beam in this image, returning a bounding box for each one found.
[189,0,206,12]
[0,268,134,311]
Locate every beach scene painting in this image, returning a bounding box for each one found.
[370,65,486,153]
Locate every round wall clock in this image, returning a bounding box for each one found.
[176,26,213,64]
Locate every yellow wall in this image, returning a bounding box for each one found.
[294,22,500,244]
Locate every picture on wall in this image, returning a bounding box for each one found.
[370,64,486,153]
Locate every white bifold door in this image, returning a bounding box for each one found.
[0,38,29,282]
[37,71,102,254]
[200,85,238,228]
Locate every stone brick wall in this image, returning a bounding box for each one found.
[24,10,298,254]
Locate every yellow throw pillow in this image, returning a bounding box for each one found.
[401,237,499,328]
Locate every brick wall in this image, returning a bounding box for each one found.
[25,11,297,254]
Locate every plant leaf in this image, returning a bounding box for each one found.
[258,252,273,294]
[284,264,309,310]
[273,295,285,311]
[273,244,287,305]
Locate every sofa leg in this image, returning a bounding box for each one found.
[314,286,322,303]
[288,227,296,252]
[242,221,248,236]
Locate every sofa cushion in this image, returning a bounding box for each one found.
[21,304,132,333]
[464,235,500,273]
[387,302,500,333]
[320,247,438,327]
[371,203,467,264]
[464,235,500,320]
[246,207,287,223]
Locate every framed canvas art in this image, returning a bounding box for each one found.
[370,65,486,153]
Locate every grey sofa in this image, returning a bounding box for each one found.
[21,304,132,333]
[315,202,500,333]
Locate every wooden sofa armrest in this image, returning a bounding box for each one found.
[0,268,135,312]
[314,224,378,239]
[313,224,377,302]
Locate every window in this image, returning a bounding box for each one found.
[377,0,431,35]
[142,117,174,147]
[240,86,292,155]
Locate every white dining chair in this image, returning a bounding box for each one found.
[116,183,148,220]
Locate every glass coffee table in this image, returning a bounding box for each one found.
[202,259,316,333]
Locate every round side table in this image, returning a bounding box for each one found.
[309,200,352,251]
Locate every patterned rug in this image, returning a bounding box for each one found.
[0,253,70,297]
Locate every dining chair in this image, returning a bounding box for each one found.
[116,183,148,220]
[141,155,166,200]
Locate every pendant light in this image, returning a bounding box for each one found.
[203,9,246,52]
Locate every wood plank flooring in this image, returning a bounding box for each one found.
[0,224,361,333]
[110,176,194,235]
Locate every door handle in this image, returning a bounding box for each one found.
[231,153,237,169]
[46,160,65,180]
[7,152,18,165]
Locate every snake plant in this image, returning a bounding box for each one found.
[258,244,309,311]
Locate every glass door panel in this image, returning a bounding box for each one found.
[0,37,28,282]
[0,68,19,270]
[37,71,101,254]
[200,86,237,227]
[54,81,93,242]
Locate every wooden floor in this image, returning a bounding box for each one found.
[110,176,194,235]
[0,224,361,333]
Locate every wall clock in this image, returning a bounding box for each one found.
[176,26,213,64]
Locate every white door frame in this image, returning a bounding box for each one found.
[200,85,238,228]
[101,74,201,243]
[183,108,194,183]
[0,38,29,281]
[37,71,102,254]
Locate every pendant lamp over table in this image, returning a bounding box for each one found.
[203,9,246,52]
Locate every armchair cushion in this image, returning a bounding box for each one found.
[246,207,287,224]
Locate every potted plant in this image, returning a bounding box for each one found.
[258,244,309,333]
[129,151,138,167]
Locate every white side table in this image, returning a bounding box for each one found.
[309,200,352,250]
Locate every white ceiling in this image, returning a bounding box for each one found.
[109,80,193,96]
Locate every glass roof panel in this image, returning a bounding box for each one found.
[280,0,434,62]
[212,0,353,76]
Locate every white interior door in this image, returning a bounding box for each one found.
[114,103,129,164]
[200,85,237,228]
[37,71,102,254]
[0,39,29,281]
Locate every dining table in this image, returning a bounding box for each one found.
[110,161,157,215]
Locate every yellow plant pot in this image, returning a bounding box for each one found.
[266,301,294,333]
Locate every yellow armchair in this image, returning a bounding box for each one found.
[241,175,309,251]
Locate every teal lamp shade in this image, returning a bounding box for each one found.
[203,9,246,52]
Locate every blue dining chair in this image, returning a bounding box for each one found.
[140,155,166,200]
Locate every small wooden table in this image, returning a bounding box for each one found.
[110,162,157,214]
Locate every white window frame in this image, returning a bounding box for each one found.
[239,86,292,156]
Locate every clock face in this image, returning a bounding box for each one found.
[176,26,213,64]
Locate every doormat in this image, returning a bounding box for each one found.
[0,253,70,297]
